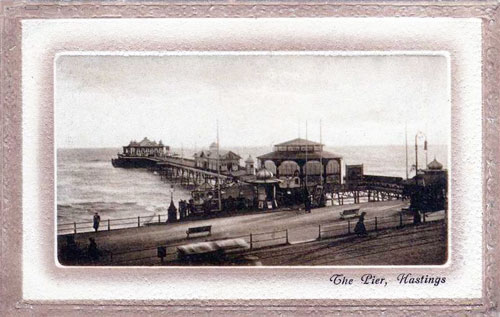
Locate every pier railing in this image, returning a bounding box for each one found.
[57,213,170,235]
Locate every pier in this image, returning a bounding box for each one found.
[113,156,230,187]
[108,137,446,221]
[112,153,406,212]
[156,158,231,187]
[112,138,408,207]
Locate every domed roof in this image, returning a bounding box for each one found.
[209,142,218,149]
[245,155,255,163]
[427,158,443,170]
[255,167,274,180]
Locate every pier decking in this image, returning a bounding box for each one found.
[113,155,230,186]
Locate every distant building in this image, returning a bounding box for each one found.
[194,142,242,173]
[257,138,343,187]
[345,164,364,184]
[121,137,168,157]
[245,155,256,175]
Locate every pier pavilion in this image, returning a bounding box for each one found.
[194,142,242,173]
[257,138,342,187]
[121,137,168,157]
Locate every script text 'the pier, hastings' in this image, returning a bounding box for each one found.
[329,274,447,287]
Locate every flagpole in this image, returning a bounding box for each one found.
[217,120,222,212]
[405,123,409,180]
[425,137,428,167]
[415,133,418,180]
[320,119,323,186]
[305,120,308,187]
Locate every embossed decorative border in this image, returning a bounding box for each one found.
[1,1,499,315]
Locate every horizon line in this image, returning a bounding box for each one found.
[57,143,449,150]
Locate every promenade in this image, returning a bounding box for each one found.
[59,200,432,264]
[245,220,446,266]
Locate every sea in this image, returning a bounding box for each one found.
[57,145,447,226]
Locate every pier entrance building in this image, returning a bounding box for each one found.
[257,138,342,188]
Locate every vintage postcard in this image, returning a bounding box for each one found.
[1,1,499,315]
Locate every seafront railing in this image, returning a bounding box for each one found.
[57,213,170,235]
[317,213,428,240]
[107,229,289,265]
[65,212,443,265]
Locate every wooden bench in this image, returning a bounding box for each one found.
[339,208,360,220]
[186,225,212,238]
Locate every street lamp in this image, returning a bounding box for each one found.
[414,131,427,182]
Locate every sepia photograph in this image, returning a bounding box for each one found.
[56,52,449,267]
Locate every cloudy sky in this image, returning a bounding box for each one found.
[55,53,449,148]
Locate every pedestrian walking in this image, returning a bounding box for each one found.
[413,210,422,225]
[305,194,312,213]
[303,187,311,213]
[93,212,101,232]
[354,212,367,236]
[88,237,100,262]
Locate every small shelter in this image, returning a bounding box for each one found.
[246,167,281,210]
[418,158,447,187]
[407,157,447,212]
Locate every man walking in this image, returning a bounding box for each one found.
[93,212,101,232]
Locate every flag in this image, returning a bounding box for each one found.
[424,140,428,150]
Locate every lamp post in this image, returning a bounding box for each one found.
[414,131,427,183]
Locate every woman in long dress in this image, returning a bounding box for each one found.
[354,212,367,236]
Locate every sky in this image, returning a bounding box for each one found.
[55,53,449,149]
